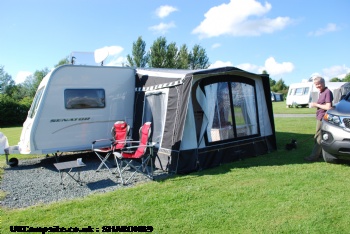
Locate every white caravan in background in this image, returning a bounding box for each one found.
[286,81,350,108]
[286,82,314,108]
[7,65,135,157]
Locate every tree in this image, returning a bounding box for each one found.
[132,36,210,69]
[148,37,168,68]
[269,78,276,87]
[126,36,149,67]
[329,77,342,82]
[55,57,70,67]
[0,65,15,94]
[271,78,288,92]
[343,73,350,82]
[176,44,189,69]
[188,44,210,70]
[22,68,49,98]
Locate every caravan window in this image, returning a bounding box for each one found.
[64,89,105,109]
[295,88,304,95]
[200,78,259,143]
[28,87,45,118]
[289,88,294,95]
[293,87,309,96]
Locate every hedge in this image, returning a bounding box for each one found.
[0,95,31,127]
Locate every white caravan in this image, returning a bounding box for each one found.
[286,82,314,107]
[286,81,350,108]
[8,65,135,155]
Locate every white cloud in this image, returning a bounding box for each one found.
[208,60,233,68]
[211,43,221,49]
[236,63,261,73]
[322,65,350,79]
[262,57,294,76]
[192,0,292,38]
[105,56,127,67]
[149,22,176,34]
[94,46,124,64]
[308,23,339,37]
[156,5,178,18]
[15,71,32,84]
[209,57,294,78]
[95,46,123,56]
[106,46,123,55]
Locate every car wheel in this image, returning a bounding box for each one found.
[322,149,338,163]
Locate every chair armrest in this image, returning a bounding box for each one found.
[91,138,113,150]
[92,138,113,144]
[121,144,154,150]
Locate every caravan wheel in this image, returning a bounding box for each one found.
[8,157,19,167]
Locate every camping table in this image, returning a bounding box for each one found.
[54,160,86,186]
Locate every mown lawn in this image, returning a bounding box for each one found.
[1,105,350,233]
[272,100,315,114]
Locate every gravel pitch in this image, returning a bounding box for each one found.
[0,152,169,209]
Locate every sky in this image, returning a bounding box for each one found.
[1,0,349,86]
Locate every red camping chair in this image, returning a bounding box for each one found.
[92,121,130,173]
[114,122,154,185]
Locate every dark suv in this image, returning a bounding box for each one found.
[321,92,350,163]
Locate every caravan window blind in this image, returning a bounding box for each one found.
[64,89,105,109]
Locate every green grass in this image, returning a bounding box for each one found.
[0,126,22,146]
[272,101,315,114]
[2,111,350,233]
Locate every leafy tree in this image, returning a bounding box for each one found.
[133,36,210,69]
[148,37,168,68]
[271,78,288,92]
[7,84,28,101]
[188,44,210,70]
[22,68,49,98]
[126,36,149,67]
[55,57,70,67]
[176,44,189,69]
[0,94,30,126]
[343,73,350,82]
[0,65,15,94]
[329,77,342,82]
[165,42,180,68]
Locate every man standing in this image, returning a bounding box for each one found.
[305,76,333,162]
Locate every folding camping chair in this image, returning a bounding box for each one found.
[92,120,130,173]
[113,122,154,185]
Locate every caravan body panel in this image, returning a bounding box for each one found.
[18,65,135,154]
